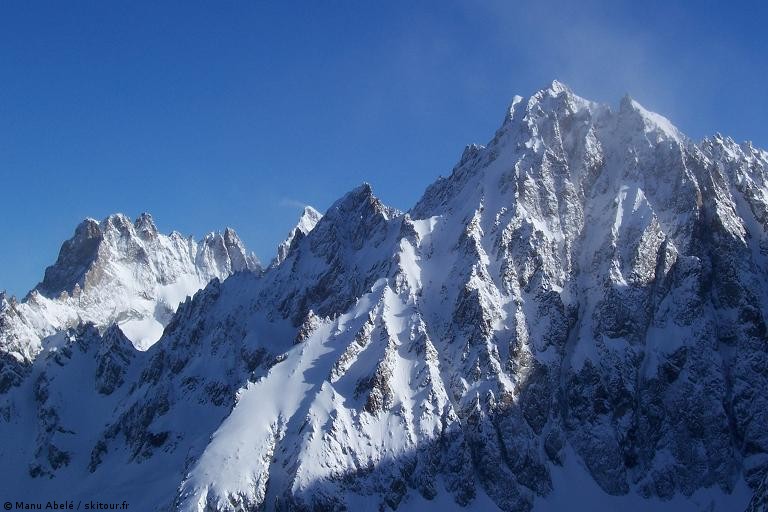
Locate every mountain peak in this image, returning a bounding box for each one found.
[620,92,634,107]
[273,205,323,267]
[330,183,385,215]
[618,95,684,144]
[8,213,261,355]
[102,213,133,235]
[222,227,240,244]
[326,183,402,230]
[201,228,260,274]
[352,182,374,199]
[35,218,104,297]
[298,206,322,232]
[547,78,570,95]
[526,79,582,106]
[134,212,158,239]
[498,80,597,138]
[302,204,320,216]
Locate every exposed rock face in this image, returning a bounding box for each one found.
[35,218,104,298]
[1,82,767,511]
[749,474,768,512]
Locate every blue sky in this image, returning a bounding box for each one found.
[2,0,767,296]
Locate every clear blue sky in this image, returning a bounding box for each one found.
[2,0,767,296]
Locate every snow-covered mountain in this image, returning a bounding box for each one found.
[0,213,259,391]
[2,81,768,512]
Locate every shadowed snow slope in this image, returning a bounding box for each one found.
[2,81,768,512]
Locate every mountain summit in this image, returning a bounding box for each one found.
[2,82,768,511]
[273,205,323,267]
[0,213,260,371]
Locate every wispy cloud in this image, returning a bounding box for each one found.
[278,198,309,209]
[463,0,685,120]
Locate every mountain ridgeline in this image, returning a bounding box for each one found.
[1,81,768,511]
